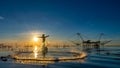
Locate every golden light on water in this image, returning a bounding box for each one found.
[33,46,38,58]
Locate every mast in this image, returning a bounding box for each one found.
[76,33,84,41]
[98,33,104,42]
[76,33,84,51]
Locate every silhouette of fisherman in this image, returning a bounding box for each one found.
[40,34,49,43]
[39,34,49,58]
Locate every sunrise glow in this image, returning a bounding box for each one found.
[33,36,39,42]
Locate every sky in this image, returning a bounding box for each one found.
[0,0,120,45]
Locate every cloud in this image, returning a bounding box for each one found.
[0,16,4,20]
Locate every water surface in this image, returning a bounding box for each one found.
[0,46,120,68]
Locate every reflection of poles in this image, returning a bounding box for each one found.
[42,65,48,68]
[39,34,49,58]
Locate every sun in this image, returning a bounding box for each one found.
[33,36,38,42]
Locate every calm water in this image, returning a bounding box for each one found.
[0,46,120,68]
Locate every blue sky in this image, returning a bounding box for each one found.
[0,0,120,44]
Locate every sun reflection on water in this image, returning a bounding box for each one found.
[33,46,38,58]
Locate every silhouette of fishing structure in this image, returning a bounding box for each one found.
[70,33,112,51]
